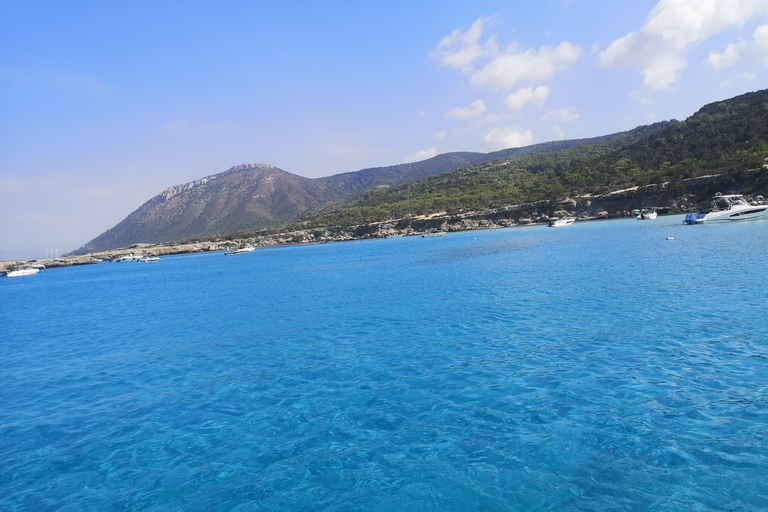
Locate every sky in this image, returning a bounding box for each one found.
[2,0,768,259]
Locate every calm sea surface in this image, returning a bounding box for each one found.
[2,216,767,511]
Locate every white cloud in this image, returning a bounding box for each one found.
[445,99,487,119]
[430,17,497,73]
[551,125,565,141]
[433,131,446,140]
[706,39,748,70]
[471,42,582,90]
[504,86,551,112]
[405,147,439,163]
[755,24,768,64]
[431,18,582,90]
[720,71,757,86]
[544,106,580,122]
[707,23,768,70]
[600,0,768,89]
[482,126,533,151]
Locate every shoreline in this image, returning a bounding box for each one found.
[0,210,656,273]
[4,171,766,273]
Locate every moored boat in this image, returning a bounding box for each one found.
[224,246,255,255]
[115,253,142,262]
[5,266,41,277]
[684,194,767,224]
[634,207,658,220]
[548,217,575,227]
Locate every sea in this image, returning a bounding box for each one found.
[1,215,767,511]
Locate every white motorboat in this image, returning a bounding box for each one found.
[115,253,142,262]
[139,255,160,262]
[224,246,255,255]
[684,194,768,224]
[634,207,658,220]
[5,266,41,277]
[421,231,446,238]
[548,217,575,227]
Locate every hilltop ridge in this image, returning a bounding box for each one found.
[71,137,614,254]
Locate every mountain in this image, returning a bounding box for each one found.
[300,89,768,228]
[73,89,768,254]
[74,164,335,254]
[71,136,615,254]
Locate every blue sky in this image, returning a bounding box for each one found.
[2,0,768,259]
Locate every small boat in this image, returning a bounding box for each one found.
[421,231,446,238]
[138,255,160,263]
[684,194,768,224]
[5,266,41,277]
[115,253,142,262]
[548,217,575,227]
[635,207,658,220]
[224,246,256,255]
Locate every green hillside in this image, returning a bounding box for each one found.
[299,89,768,228]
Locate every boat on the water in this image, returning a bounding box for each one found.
[548,217,575,227]
[224,246,255,255]
[634,207,658,220]
[421,231,446,238]
[5,266,41,277]
[139,255,160,263]
[115,253,142,262]
[684,194,768,224]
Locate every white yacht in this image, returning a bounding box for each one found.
[139,255,160,262]
[5,266,41,277]
[635,207,658,220]
[684,194,768,224]
[224,246,255,255]
[116,253,142,262]
[548,217,575,227]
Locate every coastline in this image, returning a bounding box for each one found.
[3,171,766,273]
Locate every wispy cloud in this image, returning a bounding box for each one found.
[431,17,582,91]
[544,107,580,122]
[600,0,768,89]
[482,126,533,151]
[706,24,768,70]
[445,99,487,119]
[505,86,551,113]
[405,147,438,163]
[720,72,757,86]
[430,17,497,74]
[433,131,446,140]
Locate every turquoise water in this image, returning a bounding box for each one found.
[1,216,767,511]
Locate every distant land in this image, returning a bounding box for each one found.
[71,89,768,255]
[70,137,614,254]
